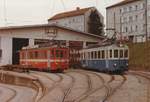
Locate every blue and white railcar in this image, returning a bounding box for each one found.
[79,44,129,73]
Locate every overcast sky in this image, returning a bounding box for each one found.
[0,0,121,27]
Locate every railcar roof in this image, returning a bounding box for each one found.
[84,44,128,50]
[20,46,68,51]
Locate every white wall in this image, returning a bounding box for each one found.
[106,0,149,42]
[0,37,12,65]
[48,15,85,32]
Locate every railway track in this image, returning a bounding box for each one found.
[103,75,126,102]
[128,71,150,102]
[74,71,93,102]
[73,71,106,102]
[61,73,75,102]
[30,71,66,102]
[28,72,48,102]
[1,85,17,102]
[63,70,113,102]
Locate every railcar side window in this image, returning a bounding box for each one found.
[29,52,33,59]
[60,50,63,58]
[56,50,59,58]
[88,52,90,59]
[114,49,118,58]
[83,52,85,59]
[109,50,112,58]
[35,51,38,59]
[120,50,123,58]
[51,50,54,58]
[102,50,105,59]
[124,49,128,58]
[98,51,101,59]
[91,51,94,59]
[94,51,97,59]
[44,51,47,59]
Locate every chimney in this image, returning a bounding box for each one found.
[76,7,80,11]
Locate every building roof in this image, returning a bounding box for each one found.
[0,24,105,39]
[106,0,141,9]
[48,7,94,21]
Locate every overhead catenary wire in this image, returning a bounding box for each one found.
[4,0,7,26]
[60,0,66,10]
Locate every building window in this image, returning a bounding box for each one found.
[123,17,127,23]
[120,9,122,14]
[142,24,145,31]
[141,3,145,9]
[123,7,127,13]
[129,6,132,11]
[135,25,138,31]
[129,16,133,21]
[72,18,75,22]
[0,49,2,58]
[135,5,138,10]
[142,13,145,19]
[125,27,128,32]
[135,15,138,21]
[130,26,133,32]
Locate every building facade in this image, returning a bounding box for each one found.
[106,0,150,42]
[0,24,104,66]
[48,7,104,34]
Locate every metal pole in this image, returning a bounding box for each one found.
[145,0,148,70]
[145,0,148,42]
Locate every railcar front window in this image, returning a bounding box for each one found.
[114,50,118,58]
[124,49,128,58]
[120,50,123,58]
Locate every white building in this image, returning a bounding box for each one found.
[106,0,150,42]
[0,24,104,66]
[48,7,104,34]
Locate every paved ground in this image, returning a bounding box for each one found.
[0,69,150,102]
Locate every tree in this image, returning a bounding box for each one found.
[88,10,104,36]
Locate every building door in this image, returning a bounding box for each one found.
[12,38,29,64]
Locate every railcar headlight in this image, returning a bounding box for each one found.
[126,63,129,66]
[113,63,117,67]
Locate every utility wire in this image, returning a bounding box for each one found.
[60,0,66,10]
[4,0,7,26]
